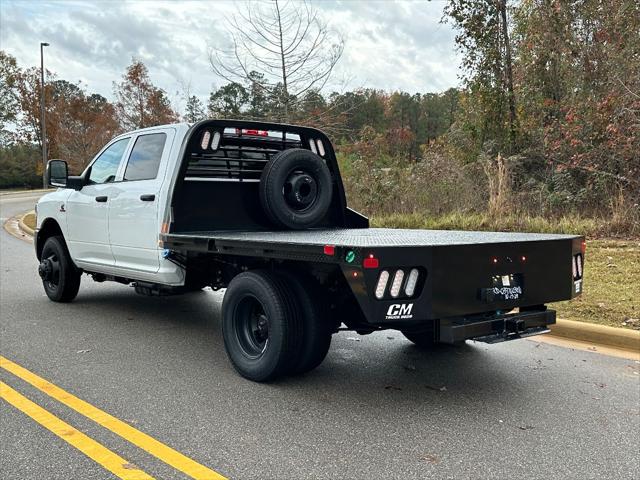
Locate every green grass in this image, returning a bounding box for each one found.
[372,213,639,330]
[555,240,639,330]
[372,211,608,236]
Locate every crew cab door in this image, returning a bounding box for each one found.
[66,137,131,267]
[108,129,174,273]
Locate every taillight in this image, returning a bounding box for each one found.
[405,268,419,296]
[390,270,405,298]
[236,128,268,136]
[573,253,584,280]
[375,270,389,299]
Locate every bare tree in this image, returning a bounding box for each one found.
[209,0,344,121]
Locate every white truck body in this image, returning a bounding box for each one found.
[36,123,189,286]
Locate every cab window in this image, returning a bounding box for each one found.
[123,133,167,181]
[88,138,129,184]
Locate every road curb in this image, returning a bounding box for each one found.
[549,319,640,352]
[0,188,53,196]
[18,211,35,237]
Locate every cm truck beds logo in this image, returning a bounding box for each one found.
[386,303,414,320]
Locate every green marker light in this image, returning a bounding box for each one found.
[345,250,356,263]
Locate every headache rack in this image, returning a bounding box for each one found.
[185,127,304,182]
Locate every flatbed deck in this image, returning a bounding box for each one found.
[162,228,578,260]
[164,228,576,247]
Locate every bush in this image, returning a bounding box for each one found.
[0,143,41,189]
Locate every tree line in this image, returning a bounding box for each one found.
[0,0,638,234]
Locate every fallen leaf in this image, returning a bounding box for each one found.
[518,425,534,431]
[422,454,440,465]
[425,384,446,392]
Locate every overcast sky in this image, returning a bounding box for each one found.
[1,0,461,112]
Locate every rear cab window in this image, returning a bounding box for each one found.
[123,133,167,181]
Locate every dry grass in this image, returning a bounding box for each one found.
[22,211,36,230]
[372,212,601,236]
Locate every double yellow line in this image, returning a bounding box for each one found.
[0,355,227,480]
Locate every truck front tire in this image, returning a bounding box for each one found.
[39,236,81,302]
[222,270,301,382]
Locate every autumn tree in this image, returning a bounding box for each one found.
[209,0,344,121]
[444,0,517,152]
[113,60,178,130]
[0,51,21,144]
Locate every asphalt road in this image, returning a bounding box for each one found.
[1,191,639,480]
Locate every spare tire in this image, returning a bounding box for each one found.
[260,148,333,229]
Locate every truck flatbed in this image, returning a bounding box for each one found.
[162,228,578,257]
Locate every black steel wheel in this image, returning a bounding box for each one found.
[278,271,332,375]
[259,148,333,229]
[39,235,81,302]
[222,270,301,382]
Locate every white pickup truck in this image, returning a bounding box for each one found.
[35,120,584,382]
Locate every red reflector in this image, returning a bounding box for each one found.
[581,241,586,254]
[323,245,335,256]
[363,257,379,269]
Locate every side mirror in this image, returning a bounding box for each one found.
[46,160,68,187]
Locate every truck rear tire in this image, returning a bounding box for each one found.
[401,326,436,349]
[279,272,332,375]
[222,270,301,382]
[259,148,333,229]
[38,236,81,302]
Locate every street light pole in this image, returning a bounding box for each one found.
[40,42,49,188]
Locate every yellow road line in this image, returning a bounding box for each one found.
[0,356,227,480]
[0,381,155,480]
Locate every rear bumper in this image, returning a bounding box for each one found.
[439,308,555,344]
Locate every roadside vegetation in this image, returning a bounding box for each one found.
[556,240,639,330]
[1,2,638,325]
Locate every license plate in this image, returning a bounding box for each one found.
[480,274,524,302]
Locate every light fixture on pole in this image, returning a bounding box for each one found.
[40,42,50,188]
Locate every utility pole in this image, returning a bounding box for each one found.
[40,42,49,188]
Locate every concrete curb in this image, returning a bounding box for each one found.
[18,211,35,237]
[550,319,640,352]
[0,188,53,196]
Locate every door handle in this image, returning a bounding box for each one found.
[140,194,155,202]
[95,196,108,202]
